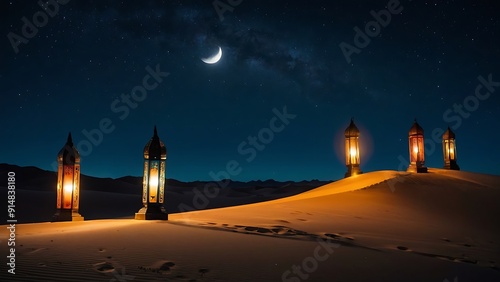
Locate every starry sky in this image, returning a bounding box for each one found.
[1,0,499,181]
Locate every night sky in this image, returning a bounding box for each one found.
[1,0,499,181]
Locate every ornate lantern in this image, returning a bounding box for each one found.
[135,126,168,220]
[53,133,84,221]
[344,119,362,177]
[407,120,427,173]
[442,127,460,170]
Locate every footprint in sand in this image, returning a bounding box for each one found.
[93,262,115,273]
[276,219,290,224]
[325,233,355,241]
[139,260,176,273]
[98,248,106,252]
[199,268,210,277]
[396,246,409,251]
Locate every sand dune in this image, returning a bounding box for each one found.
[2,169,499,281]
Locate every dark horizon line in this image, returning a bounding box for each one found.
[0,163,337,183]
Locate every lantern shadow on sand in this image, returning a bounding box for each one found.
[407,120,428,173]
[135,126,168,220]
[344,119,362,178]
[53,133,84,221]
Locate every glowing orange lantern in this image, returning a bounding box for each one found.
[407,120,427,173]
[53,133,84,221]
[135,126,168,220]
[442,127,460,170]
[344,119,362,177]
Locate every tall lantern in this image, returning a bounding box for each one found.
[53,133,84,221]
[344,118,362,177]
[407,120,427,173]
[135,126,168,220]
[442,127,460,170]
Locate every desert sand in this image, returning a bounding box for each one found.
[1,169,499,281]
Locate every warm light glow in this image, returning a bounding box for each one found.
[63,183,73,194]
[62,176,73,209]
[350,147,357,157]
[149,166,158,202]
[413,146,419,153]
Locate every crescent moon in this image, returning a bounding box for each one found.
[201,46,222,64]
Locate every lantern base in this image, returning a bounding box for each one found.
[345,165,362,178]
[135,205,168,220]
[444,161,460,170]
[407,164,428,173]
[52,210,84,222]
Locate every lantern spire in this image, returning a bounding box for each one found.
[67,132,73,146]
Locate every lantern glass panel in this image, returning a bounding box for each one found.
[409,136,425,163]
[345,137,360,165]
[142,161,149,203]
[159,161,166,203]
[149,161,159,203]
[449,140,456,160]
[73,165,80,210]
[63,165,73,209]
[56,164,62,209]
